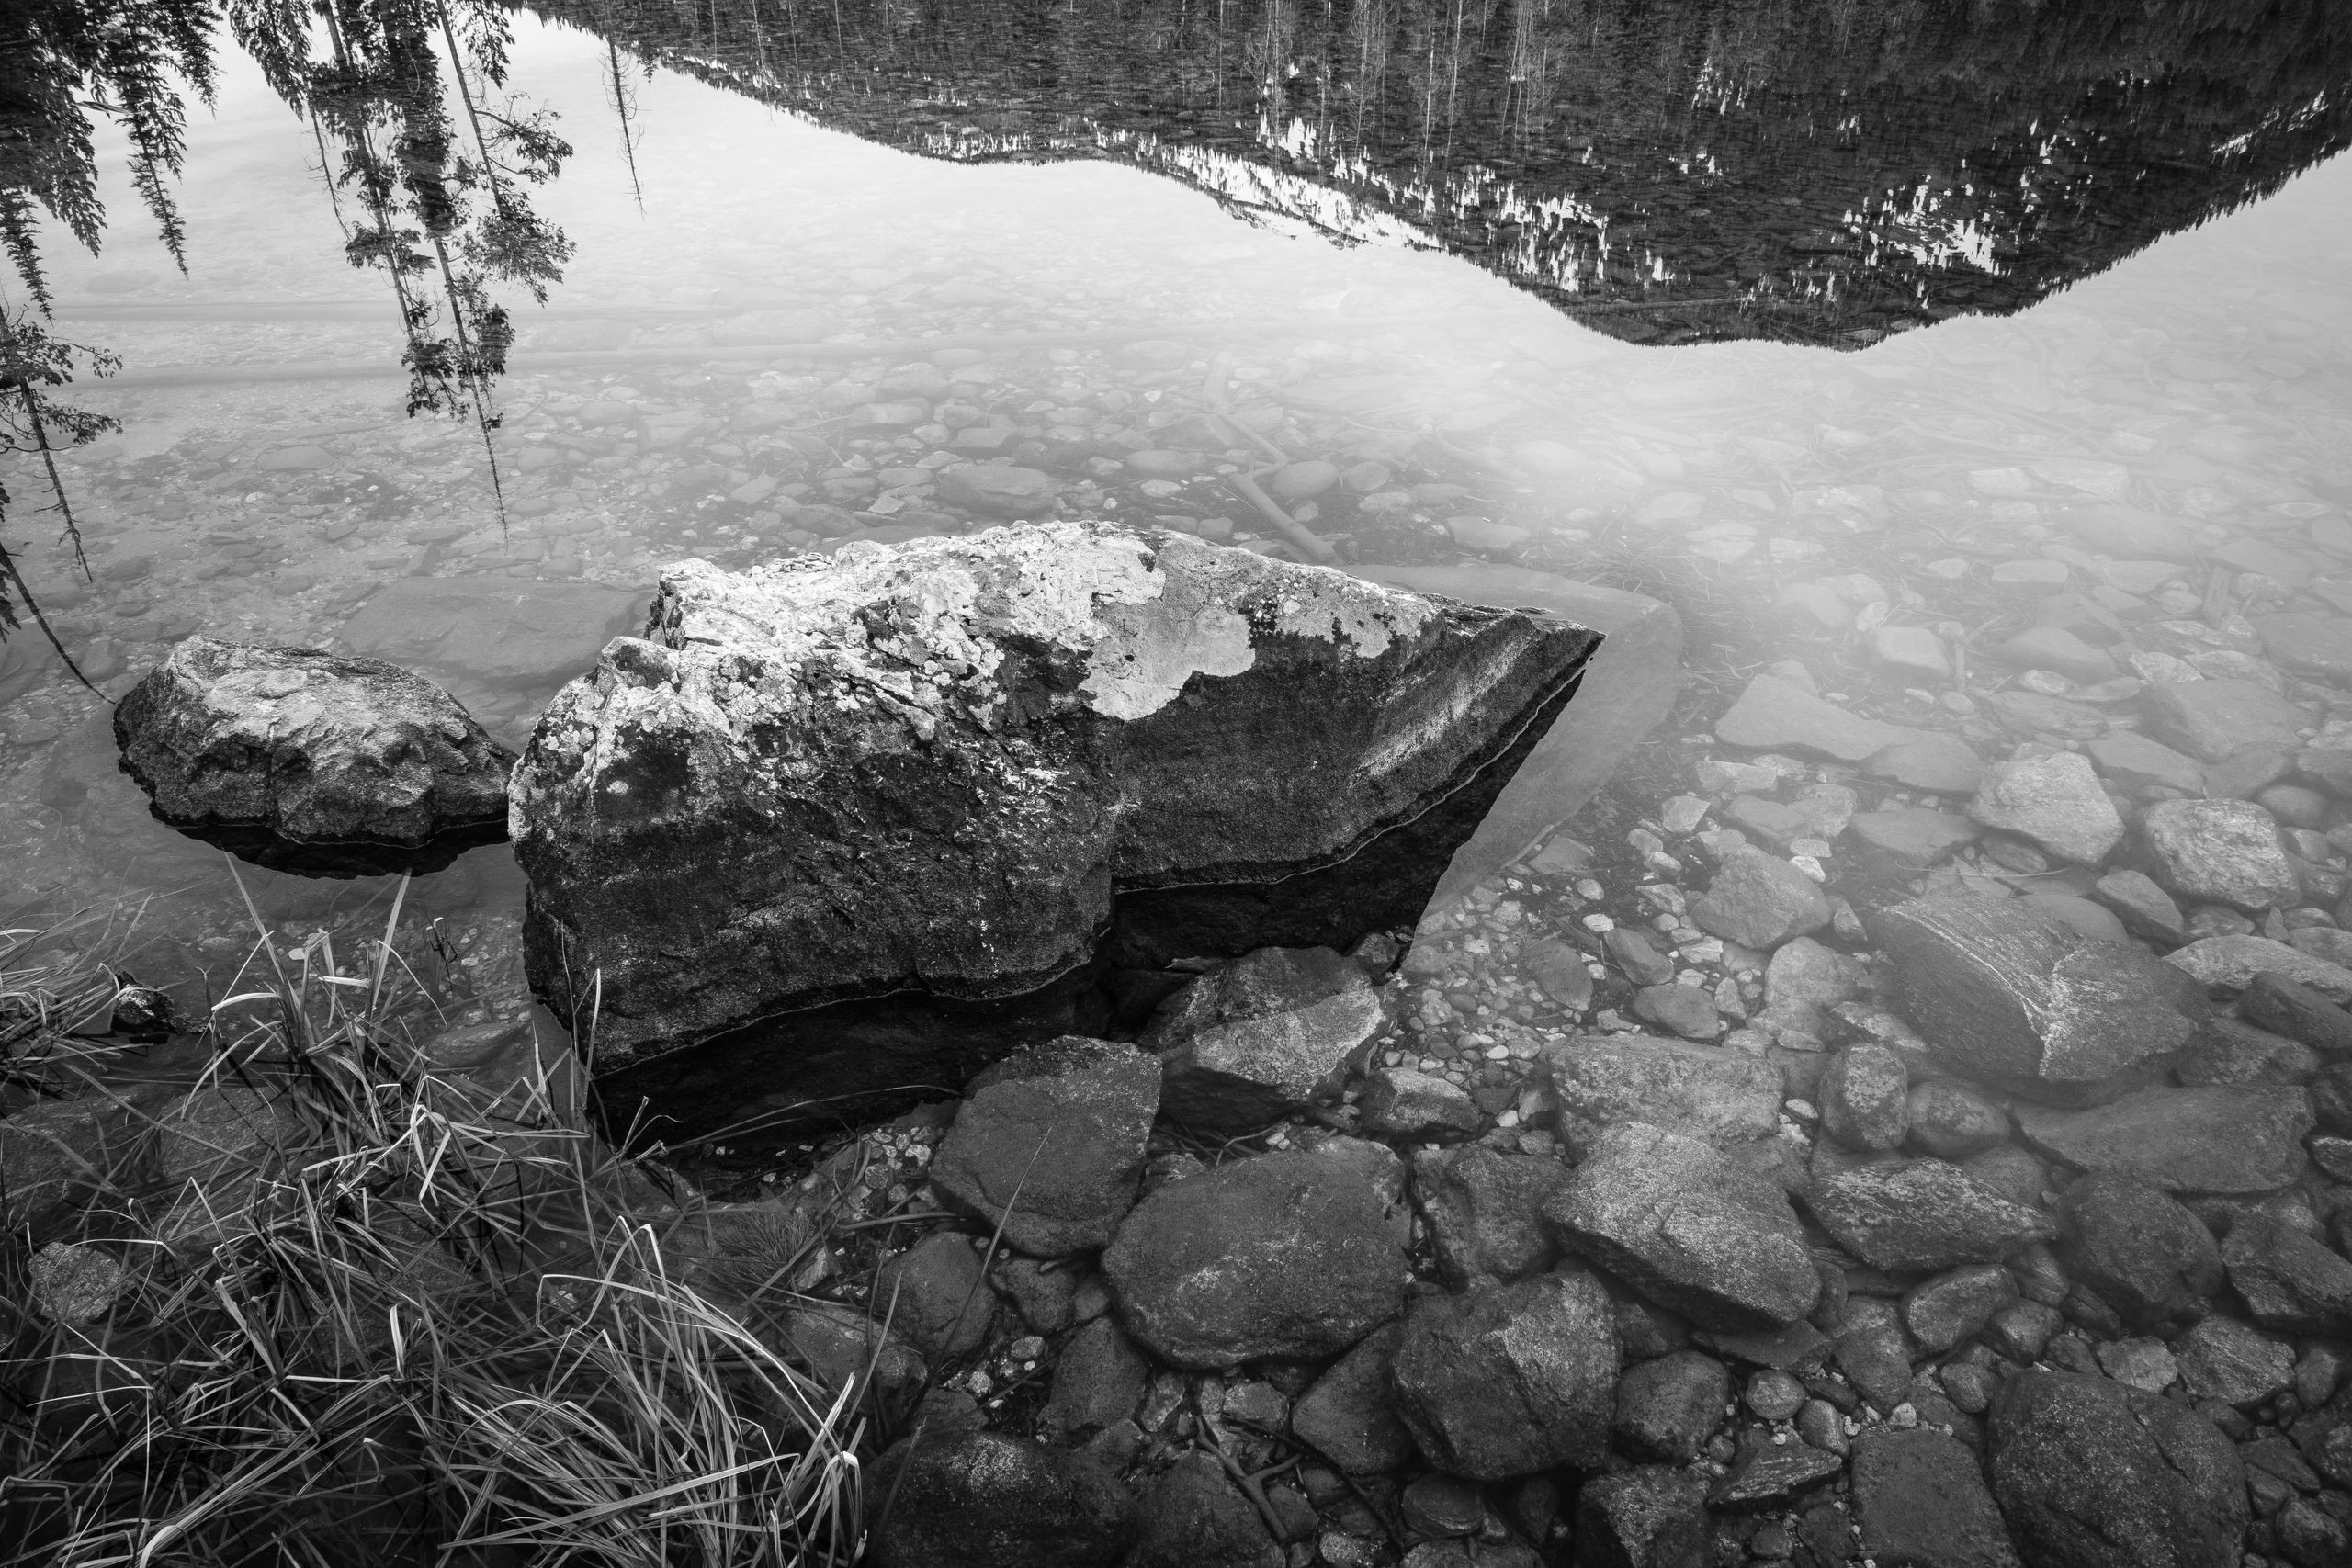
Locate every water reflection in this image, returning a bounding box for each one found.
[531,0,2352,346]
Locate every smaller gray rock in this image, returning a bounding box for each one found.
[2015,1085,2313,1194]
[1968,750,2124,866]
[1390,1269,1620,1479]
[1611,1349,1732,1463]
[2139,677,2310,763]
[2052,1173,2222,1326]
[1411,1145,1571,1289]
[1576,1467,1709,1568]
[1821,1042,1909,1151]
[1803,1159,2057,1274]
[869,1431,1136,1568]
[1540,1033,1781,1150]
[1290,1323,1414,1475]
[873,1233,994,1362]
[1900,1264,2018,1353]
[1041,1317,1149,1440]
[1359,1068,1483,1139]
[932,464,1060,515]
[1905,1078,2011,1158]
[2242,971,2352,1055]
[2173,1314,2293,1406]
[1690,847,1835,949]
[1127,1450,1280,1568]
[2141,798,2302,911]
[1987,1371,2245,1568]
[1148,948,1383,1134]
[931,1036,1159,1258]
[1714,674,1905,761]
[1633,983,1720,1039]
[1852,1428,2022,1568]
[2090,868,2188,945]
[2222,1214,2352,1335]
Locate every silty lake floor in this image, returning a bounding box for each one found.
[6,12,2352,1565]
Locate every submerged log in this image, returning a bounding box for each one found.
[510,522,1600,1136]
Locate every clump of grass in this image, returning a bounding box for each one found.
[1,871,869,1566]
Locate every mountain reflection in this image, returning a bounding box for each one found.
[522,0,2352,348]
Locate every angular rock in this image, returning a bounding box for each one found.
[2175,1314,2293,1405]
[1359,1068,1484,1139]
[868,1431,1136,1568]
[1148,957,1384,1135]
[1042,1317,1149,1440]
[2139,678,2311,763]
[1714,674,1905,761]
[2140,798,2301,911]
[114,637,513,852]
[1988,1371,2245,1568]
[1539,1034,1781,1149]
[1689,847,1834,948]
[1852,1428,2022,1568]
[1632,984,1719,1039]
[1967,750,2123,866]
[1868,733,1987,795]
[512,525,1598,1122]
[2254,612,2352,682]
[2166,935,2352,1002]
[1102,1152,1406,1369]
[1389,1269,1620,1479]
[1821,1042,1909,1151]
[2221,1215,2352,1336]
[1871,892,2205,1103]
[2052,1173,2222,1326]
[1905,1078,2011,1159]
[1576,1468,1709,1568]
[1543,1122,1820,1332]
[2176,1017,2319,1087]
[2085,730,2206,796]
[1710,1430,1846,1505]
[873,1233,994,1362]
[2242,971,2352,1055]
[1766,937,1868,1009]
[1847,808,1982,871]
[2089,869,2187,946]
[2014,1086,2312,1194]
[1289,1323,1415,1475]
[1803,1160,2057,1274]
[1901,1264,2018,1354]
[1411,1145,1571,1289]
[930,1036,1159,1257]
[1611,1350,1733,1463]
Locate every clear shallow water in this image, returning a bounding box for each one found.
[2,6,2349,1001]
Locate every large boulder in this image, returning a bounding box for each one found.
[1389,1269,1620,1479]
[2052,1173,2222,1326]
[928,1036,1159,1258]
[868,1431,1136,1568]
[1541,1122,1819,1332]
[114,637,513,854]
[511,524,1597,1126]
[1986,1371,2246,1568]
[1101,1152,1407,1368]
[1870,892,2205,1104]
[2013,1086,2313,1194]
[1146,947,1384,1134]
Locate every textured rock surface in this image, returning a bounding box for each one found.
[1986,1371,2246,1568]
[1539,1034,1781,1149]
[2166,935,2352,1002]
[512,524,1597,1117]
[929,1036,1159,1257]
[1543,1122,1820,1331]
[2139,798,2302,911]
[1147,948,1383,1134]
[1389,1269,1620,1479]
[1852,1428,2021,1568]
[1803,1159,2057,1273]
[1411,1145,1571,1289]
[1289,1322,1416,1474]
[2052,1173,2222,1326]
[2014,1085,2313,1194]
[869,1431,1136,1568]
[1101,1152,1407,1368]
[1689,847,1835,948]
[1871,892,2205,1103]
[1126,1451,1281,1568]
[1967,750,2124,866]
[115,637,513,846]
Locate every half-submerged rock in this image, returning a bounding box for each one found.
[115,637,514,874]
[512,523,1600,1130]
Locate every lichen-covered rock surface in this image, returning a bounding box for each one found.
[114,636,514,848]
[511,521,1598,1103]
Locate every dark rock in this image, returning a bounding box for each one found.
[1042,1317,1149,1440]
[2317,1063,2352,1133]
[512,525,1597,1126]
[1102,1152,1406,1369]
[1848,808,1984,871]
[1289,1322,1414,1474]
[776,1302,928,1426]
[1802,1160,2057,1274]
[1710,1429,1847,1505]
[2245,973,2352,1056]
[868,1431,1136,1568]
[1611,1349,1733,1463]
[1821,1043,1910,1151]
[1542,1122,1820,1331]
[1632,983,1721,1039]
[2222,1215,2352,1335]
[2176,1017,2321,1087]
[873,1232,994,1361]
[1575,1466,1709,1568]
[1690,847,1835,949]
[1411,1145,1571,1289]
[1905,1079,2012,1158]
[114,637,514,849]
[1539,1034,1781,1149]
[2174,1314,2293,1405]
[993,1257,1082,1334]
[2276,1497,2352,1568]
[2140,678,2312,763]
[1901,1265,2018,1354]
[1126,1450,1280,1568]
[0,1095,153,1228]
[2052,1173,2222,1326]
[2141,798,2303,911]
[1988,1371,2245,1568]
[1851,1428,2022,1568]
[1359,1068,1485,1138]
[2014,1085,2313,1193]
[1399,1472,1486,1538]
[1870,892,2206,1104]
[1390,1269,1620,1479]
[1147,948,1383,1134]
[930,1036,1158,1257]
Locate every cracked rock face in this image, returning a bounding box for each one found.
[114,637,514,852]
[511,523,1599,1121]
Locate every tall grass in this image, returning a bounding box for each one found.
[1,875,868,1567]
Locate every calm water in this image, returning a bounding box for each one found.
[3,0,2350,997]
